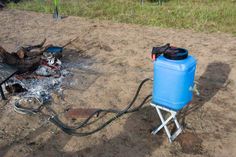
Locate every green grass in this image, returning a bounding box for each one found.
[8,0,236,35]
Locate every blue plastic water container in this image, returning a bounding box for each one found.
[152,54,197,111]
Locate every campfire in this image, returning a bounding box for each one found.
[0,39,69,106]
[0,37,102,122]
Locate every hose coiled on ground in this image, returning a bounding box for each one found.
[14,78,153,136]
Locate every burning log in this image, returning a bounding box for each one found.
[0,46,41,72]
[25,48,44,57]
[0,46,19,65]
[16,38,46,58]
[0,39,47,72]
[16,48,25,59]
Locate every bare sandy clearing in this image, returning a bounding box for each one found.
[0,9,236,157]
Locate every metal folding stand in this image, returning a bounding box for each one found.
[150,103,183,143]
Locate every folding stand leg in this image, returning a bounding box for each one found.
[170,116,182,141]
[152,107,172,139]
[150,103,183,143]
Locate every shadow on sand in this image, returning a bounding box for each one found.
[179,61,231,125]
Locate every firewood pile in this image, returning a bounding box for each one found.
[0,39,54,72]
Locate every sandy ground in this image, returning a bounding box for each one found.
[0,9,236,157]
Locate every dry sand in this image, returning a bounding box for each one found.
[0,9,236,157]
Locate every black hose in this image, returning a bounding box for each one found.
[50,94,152,136]
[48,78,152,135]
[15,78,153,136]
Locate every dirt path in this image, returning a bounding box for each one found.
[0,9,236,157]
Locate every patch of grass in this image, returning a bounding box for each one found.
[8,0,236,35]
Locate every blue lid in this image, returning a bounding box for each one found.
[45,46,63,54]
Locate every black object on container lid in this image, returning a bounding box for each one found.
[151,44,188,61]
[164,47,188,60]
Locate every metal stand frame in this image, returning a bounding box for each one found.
[150,103,182,143]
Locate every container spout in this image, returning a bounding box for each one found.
[189,81,200,96]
